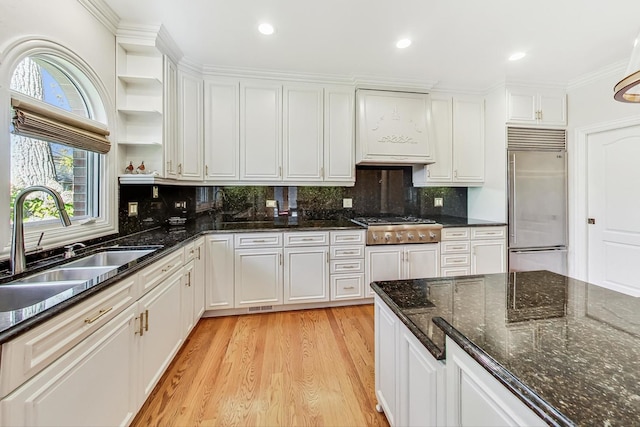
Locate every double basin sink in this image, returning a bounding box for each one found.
[0,248,160,312]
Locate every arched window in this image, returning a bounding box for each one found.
[10,55,103,223]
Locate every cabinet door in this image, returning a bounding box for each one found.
[163,57,179,178]
[426,95,453,182]
[374,296,398,426]
[284,247,329,304]
[177,69,204,180]
[405,245,439,279]
[204,79,240,181]
[234,248,283,307]
[137,271,183,402]
[324,86,355,183]
[398,326,445,427]
[182,260,196,336]
[240,81,282,180]
[471,239,507,275]
[366,246,403,296]
[538,90,567,126]
[283,84,323,181]
[205,235,235,310]
[452,96,484,183]
[193,237,206,319]
[1,306,138,427]
[506,88,538,124]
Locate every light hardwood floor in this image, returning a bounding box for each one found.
[131,304,390,427]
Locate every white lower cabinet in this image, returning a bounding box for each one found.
[234,248,283,307]
[441,226,506,277]
[181,259,196,336]
[366,244,439,296]
[1,305,139,427]
[471,239,507,275]
[446,336,546,426]
[205,234,235,310]
[193,237,206,320]
[284,247,329,304]
[374,295,446,427]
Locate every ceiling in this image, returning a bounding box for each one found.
[100,0,640,92]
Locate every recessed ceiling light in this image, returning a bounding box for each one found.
[258,23,275,35]
[509,52,526,61]
[396,38,412,49]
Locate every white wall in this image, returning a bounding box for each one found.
[468,86,507,222]
[0,0,116,252]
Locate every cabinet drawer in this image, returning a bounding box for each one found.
[330,245,364,259]
[441,266,471,277]
[441,228,470,241]
[471,227,506,240]
[330,230,366,245]
[234,232,283,248]
[139,249,184,295]
[284,231,329,247]
[330,259,365,274]
[441,241,470,254]
[0,275,138,398]
[184,241,196,262]
[441,254,470,268]
[330,274,365,300]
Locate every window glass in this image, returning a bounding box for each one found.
[9,56,99,223]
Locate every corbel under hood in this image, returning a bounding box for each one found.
[355,89,435,166]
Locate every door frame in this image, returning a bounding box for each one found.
[570,116,640,281]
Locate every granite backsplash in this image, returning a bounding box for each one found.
[118,166,467,234]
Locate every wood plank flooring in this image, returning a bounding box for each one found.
[131,304,389,427]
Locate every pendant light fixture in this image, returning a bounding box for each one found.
[614,30,640,102]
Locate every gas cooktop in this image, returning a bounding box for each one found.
[351,216,437,226]
[351,216,442,245]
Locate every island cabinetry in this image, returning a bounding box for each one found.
[374,295,446,427]
[506,86,566,127]
[413,94,485,186]
[445,336,546,426]
[366,244,439,296]
[356,90,434,164]
[329,230,366,300]
[234,233,284,308]
[283,232,330,304]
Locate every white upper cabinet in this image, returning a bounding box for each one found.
[240,81,283,181]
[204,78,240,181]
[324,86,355,183]
[356,89,434,165]
[163,58,179,179]
[283,84,324,181]
[414,94,484,186]
[506,86,567,127]
[177,68,204,180]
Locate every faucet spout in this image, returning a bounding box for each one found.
[11,186,72,274]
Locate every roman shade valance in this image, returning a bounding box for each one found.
[10,91,111,154]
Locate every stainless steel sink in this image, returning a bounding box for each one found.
[64,249,156,268]
[0,281,85,312]
[11,266,116,284]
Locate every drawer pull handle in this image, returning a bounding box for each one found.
[344,286,355,290]
[302,238,314,241]
[252,239,266,243]
[342,251,357,255]
[161,264,175,272]
[452,260,465,263]
[144,309,149,332]
[84,307,113,324]
[342,265,356,269]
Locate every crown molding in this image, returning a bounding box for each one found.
[178,57,204,75]
[567,60,627,91]
[77,0,120,34]
[202,64,354,85]
[116,23,183,63]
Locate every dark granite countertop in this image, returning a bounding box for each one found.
[0,217,364,343]
[371,271,640,427]
[428,214,507,227]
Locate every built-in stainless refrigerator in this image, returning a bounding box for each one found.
[507,127,567,275]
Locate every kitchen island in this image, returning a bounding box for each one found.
[371,271,640,426]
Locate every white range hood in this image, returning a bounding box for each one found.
[355,89,435,165]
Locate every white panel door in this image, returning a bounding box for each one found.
[283,84,323,181]
[426,95,453,182]
[177,69,204,180]
[324,86,355,182]
[204,78,239,181]
[234,248,283,307]
[205,235,235,310]
[163,57,179,178]
[471,240,507,275]
[506,89,537,123]
[538,90,567,126]
[240,81,282,180]
[284,247,329,304]
[193,238,206,319]
[405,245,439,279]
[588,126,640,296]
[374,297,398,426]
[366,246,403,296]
[181,260,196,335]
[452,96,484,183]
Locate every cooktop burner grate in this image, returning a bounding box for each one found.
[351,216,437,226]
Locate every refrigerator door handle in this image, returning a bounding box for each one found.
[509,153,517,244]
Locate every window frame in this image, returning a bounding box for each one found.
[0,39,118,260]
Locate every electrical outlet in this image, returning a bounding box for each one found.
[128,202,138,217]
[343,198,353,208]
[266,200,277,208]
[434,197,443,207]
[152,186,159,198]
[175,201,186,209]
